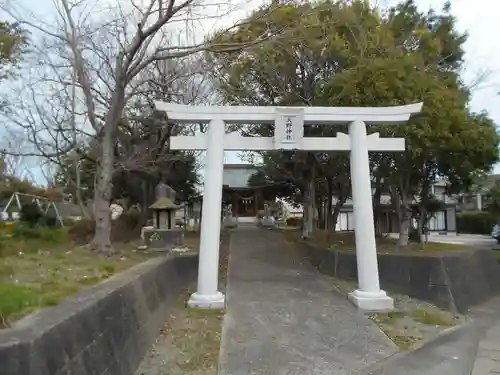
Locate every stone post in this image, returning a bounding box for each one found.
[347,120,393,311]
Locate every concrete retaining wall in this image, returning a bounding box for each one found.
[299,241,500,313]
[0,253,198,375]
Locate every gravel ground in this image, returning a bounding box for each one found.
[135,285,224,375]
[331,278,468,349]
[135,232,229,375]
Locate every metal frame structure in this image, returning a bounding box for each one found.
[2,192,65,226]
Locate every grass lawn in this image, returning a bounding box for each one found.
[0,224,201,328]
[282,228,465,255]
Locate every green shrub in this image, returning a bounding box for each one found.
[111,212,142,242]
[9,224,67,247]
[11,223,42,239]
[38,227,67,243]
[40,208,60,228]
[20,203,43,227]
[456,211,497,235]
[68,219,94,244]
[68,211,143,244]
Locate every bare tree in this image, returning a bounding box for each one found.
[2,0,278,253]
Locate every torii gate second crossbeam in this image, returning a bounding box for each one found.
[155,101,423,312]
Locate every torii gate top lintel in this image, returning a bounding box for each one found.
[153,101,423,125]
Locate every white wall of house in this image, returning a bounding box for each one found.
[329,180,457,233]
[336,212,355,231]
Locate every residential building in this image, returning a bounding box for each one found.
[330,179,457,233]
[455,174,500,212]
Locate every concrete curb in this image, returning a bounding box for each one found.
[352,320,473,375]
[0,253,199,375]
[216,231,234,375]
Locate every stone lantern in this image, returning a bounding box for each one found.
[142,180,184,251]
[150,196,180,229]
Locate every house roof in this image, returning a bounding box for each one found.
[223,164,257,170]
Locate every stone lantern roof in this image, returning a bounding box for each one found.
[149,197,182,210]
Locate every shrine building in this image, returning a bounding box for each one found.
[222,164,279,222]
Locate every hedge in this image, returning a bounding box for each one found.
[456,211,497,235]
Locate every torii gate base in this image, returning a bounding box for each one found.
[156,101,423,312]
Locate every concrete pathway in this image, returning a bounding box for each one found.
[355,296,500,375]
[471,298,500,375]
[472,324,500,375]
[218,228,397,375]
[353,323,480,375]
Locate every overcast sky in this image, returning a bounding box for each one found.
[4,0,500,178]
[400,0,500,122]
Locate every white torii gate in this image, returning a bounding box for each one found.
[155,101,423,311]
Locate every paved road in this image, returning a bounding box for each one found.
[427,233,498,248]
[355,296,500,375]
[388,232,499,248]
[472,324,500,375]
[353,323,480,375]
[470,298,500,375]
[218,228,397,375]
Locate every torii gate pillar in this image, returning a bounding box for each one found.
[348,120,390,310]
[156,102,423,311]
[189,119,226,308]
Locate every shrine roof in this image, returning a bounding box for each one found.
[222,164,258,188]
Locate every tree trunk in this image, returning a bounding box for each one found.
[417,179,431,247]
[139,179,151,225]
[372,176,382,236]
[70,64,90,220]
[91,85,125,254]
[398,216,410,247]
[316,201,325,230]
[74,155,91,219]
[92,130,114,254]
[327,198,344,242]
[391,187,410,247]
[417,207,426,247]
[326,179,334,230]
[331,200,343,232]
[302,177,315,239]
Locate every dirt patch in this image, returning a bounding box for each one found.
[136,231,229,375]
[330,277,466,350]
